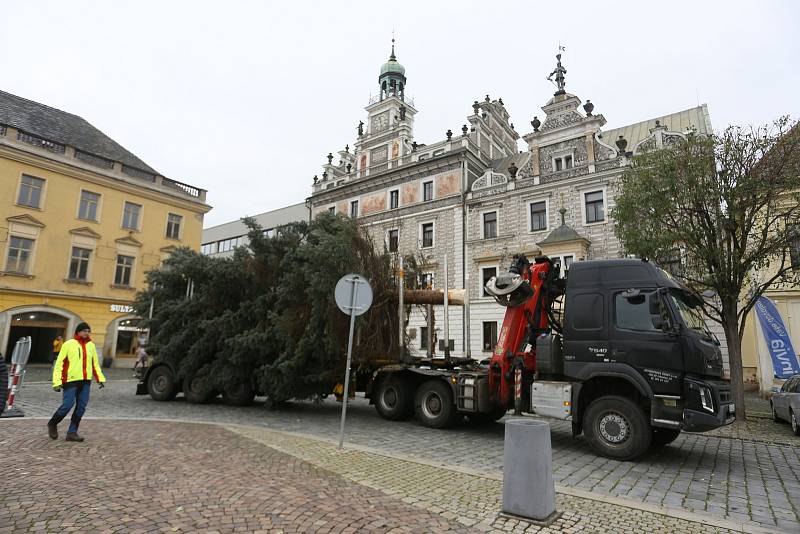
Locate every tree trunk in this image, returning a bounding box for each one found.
[721,298,747,422]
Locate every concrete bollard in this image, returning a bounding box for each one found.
[502,418,557,522]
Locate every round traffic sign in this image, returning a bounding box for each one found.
[334,274,373,316]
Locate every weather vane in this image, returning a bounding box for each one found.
[547,44,567,94]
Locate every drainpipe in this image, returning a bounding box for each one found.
[461,155,471,358]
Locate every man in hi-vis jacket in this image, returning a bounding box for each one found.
[48,322,105,442]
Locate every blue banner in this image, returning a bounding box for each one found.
[754,297,800,379]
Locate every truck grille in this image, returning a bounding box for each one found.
[718,390,731,403]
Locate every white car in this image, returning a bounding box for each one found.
[770,373,800,436]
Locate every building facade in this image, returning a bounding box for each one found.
[0,90,210,366]
[307,45,728,369]
[201,202,309,258]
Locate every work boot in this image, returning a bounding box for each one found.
[47,421,58,440]
[65,432,84,442]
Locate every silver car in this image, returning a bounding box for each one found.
[770,373,800,436]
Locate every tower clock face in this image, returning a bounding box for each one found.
[371,111,390,133]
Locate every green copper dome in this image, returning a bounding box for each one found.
[379,40,405,78]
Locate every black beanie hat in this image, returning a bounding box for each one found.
[75,322,91,334]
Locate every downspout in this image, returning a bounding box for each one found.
[461,155,471,358]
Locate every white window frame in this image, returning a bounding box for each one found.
[550,253,576,278]
[419,271,435,289]
[421,180,434,202]
[527,198,549,233]
[551,149,575,173]
[386,228,400,253]
[15,174,47,209]
[480,264,499,298]
[580,187,607,226]
[480,208,499,240]
[419,220,435,249]
[67,245,94,282]
[165,212,183,240]
[113,253,136,287]
[121,201,143,231]
[388,188,400,209]
[77,189,102,222]
[482,321,498,352]
[5,235,36,275]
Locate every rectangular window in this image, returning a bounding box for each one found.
[17,175,45,208]
[388,229,399,252]
[68,247,92,281]
[615,291,661,331]
[554,158,563,172]
[420,327,429,350]
[483,321,498,352]
[166,213,182,239]
[350,200,359,218]
[122,202,142,230]
[585,191,605,223]
[423,181,433,201]
[201,243,216,255]
[564,155,573,169]
[530,201,547,231]
[483,211,497,239]
[328,206,336,214]
[482,267,497,297]
[419,272,434,289]
[6,236,34,274]
[114,254,134,286]
[389,189,399,209]
[78,190,100,221]
[421,222,434,248]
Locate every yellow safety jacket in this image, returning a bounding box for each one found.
[52,336,106,388]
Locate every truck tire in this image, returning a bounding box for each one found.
[183,374,215,404]
[583,395,651,460]
[415,380,457,428]
[650,428,681,448]
[147,365,178,402]
[222,381,256,406]
[0,357,7,414]
[374,375,414,420]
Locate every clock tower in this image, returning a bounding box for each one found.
[355,39,417,173]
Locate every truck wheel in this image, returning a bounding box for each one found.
[147,365,177,402]
[583,396,651,460]
[650,428,681,448]
[415,380,457,428]
[183,374,215,404]
[791,410,799,436]
[222,381,256,406]
[375,375,414,420]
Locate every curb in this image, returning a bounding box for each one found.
[6,415,779,534]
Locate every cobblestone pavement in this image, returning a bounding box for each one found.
[0,419,468,533]
[14,381,800,532]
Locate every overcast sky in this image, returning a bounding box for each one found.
[2,1,798,227]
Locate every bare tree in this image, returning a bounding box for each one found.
[613,117,800,420]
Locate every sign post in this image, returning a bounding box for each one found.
[334,273,373,449]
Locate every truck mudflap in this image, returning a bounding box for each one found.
[682,378,735,432]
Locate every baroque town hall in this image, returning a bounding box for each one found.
[308,42,714,362]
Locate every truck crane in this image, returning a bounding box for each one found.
[368,255,735,460]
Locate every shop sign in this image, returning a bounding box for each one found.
[110,304,134,313]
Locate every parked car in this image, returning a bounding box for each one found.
[770,373,800,436]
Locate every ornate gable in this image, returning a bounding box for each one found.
[6,213,45,228]
[115,234,143,248]
[69,226,102,239]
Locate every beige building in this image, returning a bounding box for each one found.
[0,89,210,367]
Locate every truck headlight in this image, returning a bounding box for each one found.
[699,386,714,413]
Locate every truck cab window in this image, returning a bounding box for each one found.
[669,289,714,338]
[615,291,661,331]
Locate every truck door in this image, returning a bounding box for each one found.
[562,290,609,371]
[611,290,683,396]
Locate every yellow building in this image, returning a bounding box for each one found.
[0,89,210,367]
